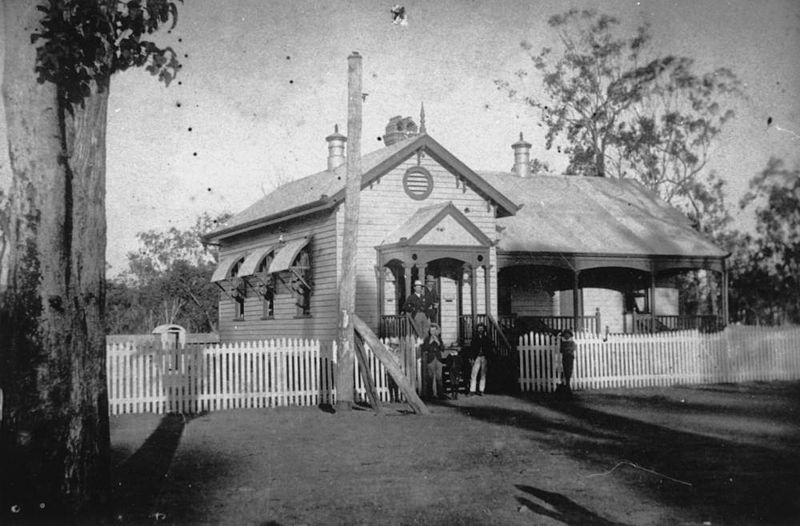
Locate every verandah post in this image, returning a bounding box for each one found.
[594,307,601,335]
[572,270,580,332]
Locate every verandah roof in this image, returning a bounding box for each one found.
[480,172,727,260]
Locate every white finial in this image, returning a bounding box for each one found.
[419,102,426,134]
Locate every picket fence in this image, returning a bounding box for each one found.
[518,325,800,392]
[108,325,800,414]
[106,338,418,415]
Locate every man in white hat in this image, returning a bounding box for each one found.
[402,279,430,336]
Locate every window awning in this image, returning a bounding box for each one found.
[211,253,246,283]
[268,237,310,273]
[238,245,274,277]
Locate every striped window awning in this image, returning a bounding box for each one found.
[238,245,274,277]
[211,253,246,283]
[268,237,310,273]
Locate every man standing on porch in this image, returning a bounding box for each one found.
[403,280,430,337]
[424,275,440,324]
[468,323,493,396]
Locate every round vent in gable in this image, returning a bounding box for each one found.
[402,166,433,200]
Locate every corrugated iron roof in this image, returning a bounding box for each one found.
[207,130,724,260]
[480,172,726,258]
[219,137,417,234]
[207,134,519,241]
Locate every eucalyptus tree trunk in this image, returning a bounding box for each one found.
[1,1,111,520]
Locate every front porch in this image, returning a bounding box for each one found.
[378,256,494,346]
[376,202,498,346]
[495,253,729,338]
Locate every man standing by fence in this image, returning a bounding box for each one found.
[559,330,576,397]
[468,323,493,396]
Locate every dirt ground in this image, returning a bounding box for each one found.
[109,381,800,526]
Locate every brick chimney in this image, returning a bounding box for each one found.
[325,124,347,170]
[512,132,532,177]
[382,116,418,146]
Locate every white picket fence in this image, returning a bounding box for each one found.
[108,325,800,414]
[518,325,800,392]
[106,338,418,415]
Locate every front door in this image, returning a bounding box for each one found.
[439,272,459,345]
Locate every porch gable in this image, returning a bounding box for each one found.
[380,202,493,249]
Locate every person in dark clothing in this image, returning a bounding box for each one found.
[559,329,576,393]
[402,280,430,336]
[421,323,447,400]
[468,323,494,395]
[423,275,439,323]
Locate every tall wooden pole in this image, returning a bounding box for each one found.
[335,52,362,411]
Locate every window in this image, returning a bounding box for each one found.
[291,248,311,317]
[256,255,275,319]
[234,292,245,320]
[229,257,246,320]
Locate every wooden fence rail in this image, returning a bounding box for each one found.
[518,325,800,392]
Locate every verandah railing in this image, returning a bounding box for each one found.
[379,314,413,339]
[501,312,721,335]
[627,313,722,333]
[517,325,800,392]
[498,312,602,335]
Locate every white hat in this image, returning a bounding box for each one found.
[413,280,423,287]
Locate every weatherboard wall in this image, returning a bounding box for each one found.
[349,152,499,332]
[217,210,339,342]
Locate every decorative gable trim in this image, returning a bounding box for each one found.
[207,133,519,243]
[383,202,493,248]
[330,134,519,217]
[409,202,492,246]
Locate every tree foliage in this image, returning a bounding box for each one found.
[728,158,800,324]
[107,213,230,334]
[496,9,743,223]
[31,0,181,109]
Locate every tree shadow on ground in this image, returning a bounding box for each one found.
[515,485,625,526]
[458,389,800,525]
[589,382,800,424]
[112,413,190,523]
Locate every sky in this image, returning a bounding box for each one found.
[1,0,799,276]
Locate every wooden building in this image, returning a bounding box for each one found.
[204,115,728,345]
